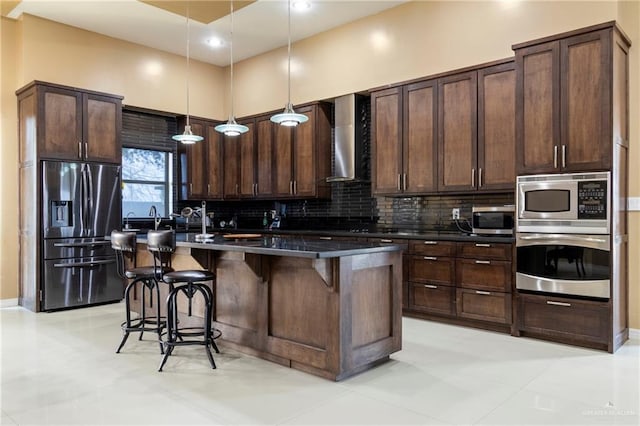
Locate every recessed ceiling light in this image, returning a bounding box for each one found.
[292,1,311,11]
[206,37,224,48]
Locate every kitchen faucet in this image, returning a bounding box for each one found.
[148,205,162,230]
[124,211,135,230]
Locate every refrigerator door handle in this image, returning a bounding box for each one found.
[53,241,110,248]
[86,164,94,236]
[79,165,86,235]
[53,259,115,268]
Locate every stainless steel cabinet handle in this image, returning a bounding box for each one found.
[254,183,258,196]
[547,301,571,307]
[294,180,297,194]
[423,241,438,245]
[380,239,393,243]
[475,243,491,247]
[423,256,437,261]
[236,183,239,195]
[554,145,558,168]
[475,290,491,295]
[78,142,82,158]
[479,168,483,188]
[424,284,438,289]
[403,173,407,191]
[85,142,88,157]
[561,145,566,168]
[318,236,332,240]
[207,183,211,195]
[397,174,402,191]
[471,168,475,187]
[475,260,491,265]
[189,183,193,195]
[289,181,293,194]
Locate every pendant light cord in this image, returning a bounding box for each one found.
[230,0,235,119]
[287,0,291,106]
[185,5,191,126]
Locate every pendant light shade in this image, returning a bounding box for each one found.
[173,6,203,144]
[215,0,249,137]
[270,0,308,127]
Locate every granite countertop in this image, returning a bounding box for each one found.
[136,233,407,259]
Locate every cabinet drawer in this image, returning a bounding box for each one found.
[518,293,609,344]
[457,242,512,260]
[408,255,455,285]
[456,289,512,324]
[409,240,456,256]
[456,258,512,292]
[410,283,455,316]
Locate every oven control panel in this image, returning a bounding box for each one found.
[577,180,607,219]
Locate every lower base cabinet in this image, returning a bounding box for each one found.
[405,239,514,332]
[457,288,512,324]
[517,292,609,349]
[410,283,455,316]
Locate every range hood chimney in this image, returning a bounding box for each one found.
[326,93,367,182]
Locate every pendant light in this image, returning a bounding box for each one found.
[173,5,204,144]
[270,0,308,127]
[215,0,249,137]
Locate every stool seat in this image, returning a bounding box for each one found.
[162,270,214,284]
[125,266,173,280]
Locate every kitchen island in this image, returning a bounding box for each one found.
[135,233,404,381]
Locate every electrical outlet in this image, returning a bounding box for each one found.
[452,208,460,220]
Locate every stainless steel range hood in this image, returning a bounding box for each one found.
[326,93,366,182]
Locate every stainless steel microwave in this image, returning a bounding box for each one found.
[516,172,610,234]
[472,205,515,235]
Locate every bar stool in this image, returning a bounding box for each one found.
[111,230,172,354]
[146,230,220,372]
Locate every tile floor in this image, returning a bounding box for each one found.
[1,303,638,425]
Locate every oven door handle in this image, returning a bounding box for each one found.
[516,233,610,251]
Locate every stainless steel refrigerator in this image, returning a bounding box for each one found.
[41,161,123,311]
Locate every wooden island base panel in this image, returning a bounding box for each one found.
[135,234,404,381]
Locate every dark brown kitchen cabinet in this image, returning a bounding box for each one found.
[438,71,477,192]
[477,62,516,191]
[255,114,275,197]
[224,116,273,199]
[18,81,122,164]
[455,242,513,324]
[514,23,630,174]
[273,102,331,198]
[371,80,438,195]
[406,240,456,316]
[517,292,609,349]
[403,239,514,329]
[438,62,516,193]
[179,118,223,200]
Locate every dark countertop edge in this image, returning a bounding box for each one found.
[208,228,515,244]
[176,240,406,259]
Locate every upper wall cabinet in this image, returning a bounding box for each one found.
[272,102,332,199]
[16,81,123,164]
[514,22,631,174]
[438,62,516,192]
[178,117,223,200]
[371,80,438,196]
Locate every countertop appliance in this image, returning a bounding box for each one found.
[515,172,611,299]
[41,161,123,310]
[471,205,514,236]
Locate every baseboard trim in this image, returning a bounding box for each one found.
[0,298,19,308]
[629,328,640,340]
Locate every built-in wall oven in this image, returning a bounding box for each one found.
[515,172,611,299]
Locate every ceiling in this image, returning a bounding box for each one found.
[5,0,407,67]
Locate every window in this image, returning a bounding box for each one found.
[121,147,173,218]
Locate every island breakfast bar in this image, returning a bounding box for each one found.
[134,234,404,381]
